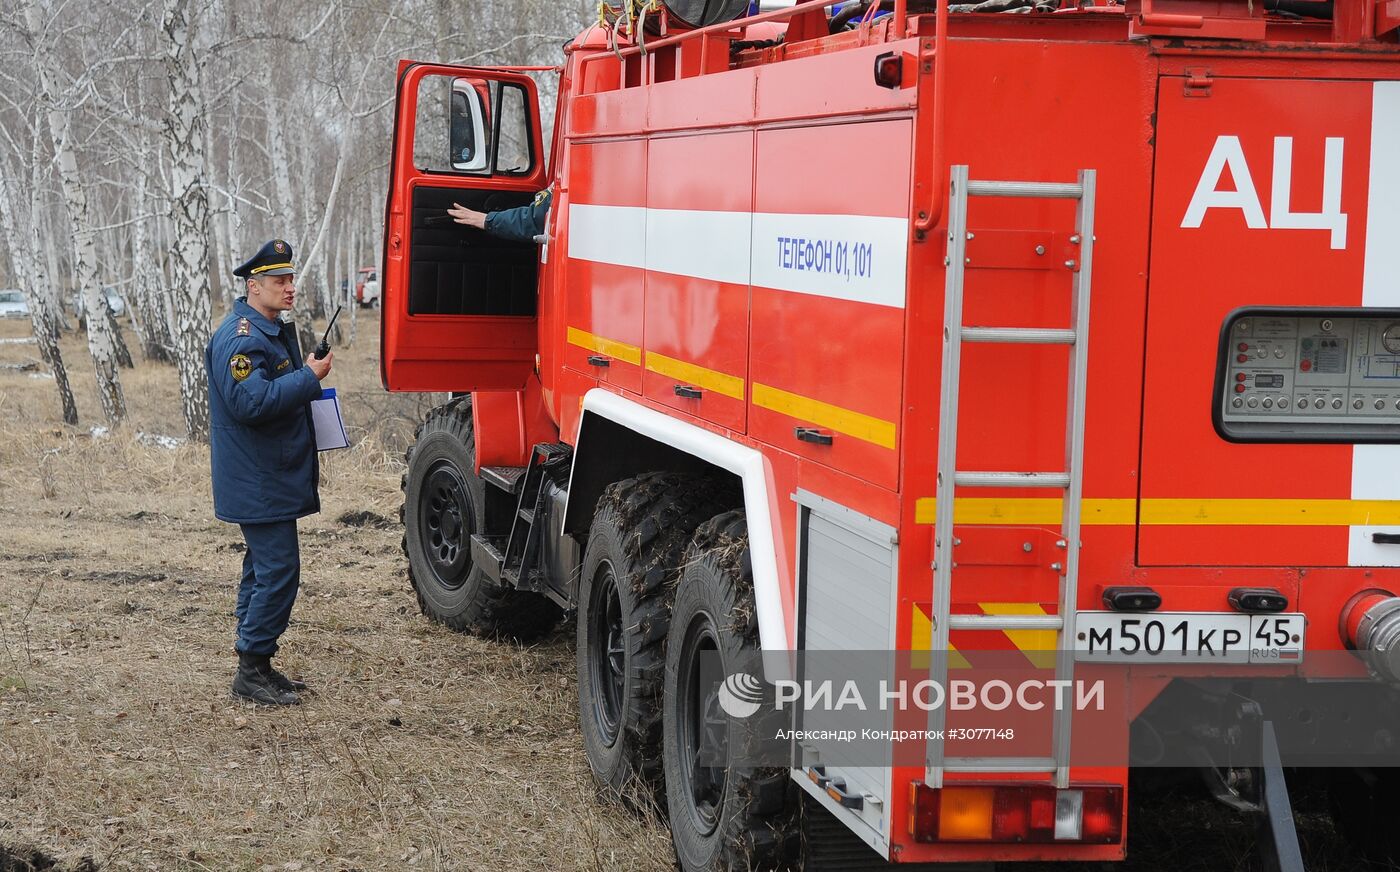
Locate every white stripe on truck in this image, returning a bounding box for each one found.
[1351,81,1400,567]
[568,203,909,308]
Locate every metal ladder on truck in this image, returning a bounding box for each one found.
[926,165,1097,790]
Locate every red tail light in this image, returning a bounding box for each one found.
[909,783,1123,845]
[1081,786,1125,842]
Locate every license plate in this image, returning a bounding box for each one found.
[1074,612,1305,663]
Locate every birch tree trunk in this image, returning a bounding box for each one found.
[107,305,134,369]
[37,203,66,331]
[21,0,126,424]
[128,167,176,362]
[0,154,77,425]
[344,216,355,345]
[299,138,348,344]
[162,0,213,442]
[261,69,319,349]
[27,141,69,335]
[344,221,356,346]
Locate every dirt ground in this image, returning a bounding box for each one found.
[0,311,673,871]
[0,312,1389,872]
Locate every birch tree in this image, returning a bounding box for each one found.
[0,0,593,436]
[128,163,177,362]
[21,0,126,424]
[0,148,77,424]
[162,0,213,442]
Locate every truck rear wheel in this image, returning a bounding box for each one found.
[401,397,560,640]
[663,510,800,871]
[577,472,735,808]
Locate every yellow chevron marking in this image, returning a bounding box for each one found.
[911,604,972,670]
[751,382,897,450]
[914,497,1400,527]
[979,602,1057,670]
[644,351,745,400]
[567,327,642,366]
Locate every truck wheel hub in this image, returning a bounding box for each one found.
[588,563,625,746]
[420,463,473,587]
[677,612,727,836]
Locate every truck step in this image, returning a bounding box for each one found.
[481,466,526,494]
[469,534,506,583]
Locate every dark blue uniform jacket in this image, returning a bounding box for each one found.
[205,299,322,524]
[485,189,552,243]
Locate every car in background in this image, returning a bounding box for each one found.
[355,267,379,307]
[71,287,127,322]
[356,267,379,308]
[0,289,29,320]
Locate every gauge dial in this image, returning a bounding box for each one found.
[1384,323,1400,354]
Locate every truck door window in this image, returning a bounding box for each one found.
[413,75,462,173]
[494,84,533,175]
[413,73,535,177]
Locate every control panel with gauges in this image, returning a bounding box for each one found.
[1214,308,1400,442]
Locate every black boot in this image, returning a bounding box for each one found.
[232,652,300,706]
[268,662,308,694]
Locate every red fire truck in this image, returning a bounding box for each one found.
[382,0,1400,866]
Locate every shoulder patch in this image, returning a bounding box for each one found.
[236,318,251,337]
[229,354,253,382]
[533,188,550,207]
[276,358,291,372]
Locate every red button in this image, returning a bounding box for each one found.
[1235,384,1246,393]
[1300,359,1313,372]
[1237,354,1249,364]
[1238,343,1249,352]
[1236,373,1247,382]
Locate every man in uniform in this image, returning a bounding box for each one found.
[447,187,552,242]
[205,239,333,706]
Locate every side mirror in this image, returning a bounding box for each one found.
[450,79,489,172]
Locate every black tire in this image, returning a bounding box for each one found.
[401,397,561,640]
[663,510,800,871]
[577,472,738,809]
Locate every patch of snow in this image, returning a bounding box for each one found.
[89,426,110,438]
[135,431,184,450]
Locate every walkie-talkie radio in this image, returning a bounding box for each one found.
[314,306,343,360]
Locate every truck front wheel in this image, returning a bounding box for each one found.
[401,397,560,640]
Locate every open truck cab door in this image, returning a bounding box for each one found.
[382,61,548,392]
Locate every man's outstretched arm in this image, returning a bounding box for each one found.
[448,191,550,244]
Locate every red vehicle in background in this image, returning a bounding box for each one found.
[380,0,1400,867]
[355,267,379,308]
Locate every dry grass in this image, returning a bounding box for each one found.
[1,316,1384,872]
[0,313,673,872]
